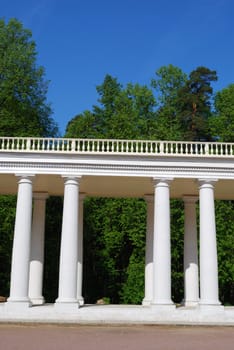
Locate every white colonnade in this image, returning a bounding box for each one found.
[6,174,221,311]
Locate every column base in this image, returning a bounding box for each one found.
[199,302,224,313]
[142,298,152,306]
[77,296,84,306]
[151,301,175,311]
[55,298,80,312]
[30,297,45,305]
[5,298,32,311]
[183,300,199,308]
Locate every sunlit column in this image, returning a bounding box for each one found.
[77,193,85,306]
[142,195,154,306]
[199,179,221,306]
[7,175,34,308]
[28,192,48,305]
[55,176,81,310]
[183,195,199,307]
[152,178,174,308]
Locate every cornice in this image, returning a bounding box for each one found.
[0,160,233,179]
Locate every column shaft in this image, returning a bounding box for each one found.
[152,179,174,306]
[199,180,220,305]
[28,193,48,305]
[77,194,85,305]
[142,195,154,305]
[7,175,34,307]
[56,176,80,308]
[183,196,199,306]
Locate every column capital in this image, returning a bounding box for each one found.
[61,175,82,185]
[198,179,218,188]
[15,174,35,183]
[152,178,174,187]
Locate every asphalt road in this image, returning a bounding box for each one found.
[0,324,234,350]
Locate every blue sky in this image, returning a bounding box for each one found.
[2,0,234,135]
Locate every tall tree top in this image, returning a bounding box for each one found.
[0,18,58,137]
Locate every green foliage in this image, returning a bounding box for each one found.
[83,198,146,304]
[170,200,184,302]
[216,201,234,304]
[43,197,63,302]
[152,65,187,140]
[209,84,234,142]
[0,196,16,297]
[119,253,145,304]
[0,18,58,137]
[66,74,157,140]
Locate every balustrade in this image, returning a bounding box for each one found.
[0,137,233,157]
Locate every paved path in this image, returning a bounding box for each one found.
[0,324,234,350]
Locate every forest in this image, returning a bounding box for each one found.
[0,18,234,305]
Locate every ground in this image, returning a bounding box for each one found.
[0,324,234,350]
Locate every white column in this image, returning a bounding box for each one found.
[152,178,174,308]
[77,193,85,306]
[28,192,48,305]
[199,179,221,307]
[7,175,34,308]
[183,195,199,307]
[55,176,81,310]
[142,195,154,306]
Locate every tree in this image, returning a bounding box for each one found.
[66,74,156,140]
[0,18,58,136]
[209,84,234,142]
[151,64,187,140]
[177,66,217,140]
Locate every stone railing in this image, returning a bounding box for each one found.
[0,137,233,157]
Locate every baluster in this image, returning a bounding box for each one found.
[78,140,81,152]
[25,138,28,151]
[136,141,140,153]
[159,142,163,154]
[7,138,10,150]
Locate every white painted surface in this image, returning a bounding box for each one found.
[183,196,199,306]
[29,192,48,305]
[142,195,154,305]
[7,176,34,306]
[152,179,173,306]
[55,177,80,308]
[199,180,220,306]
